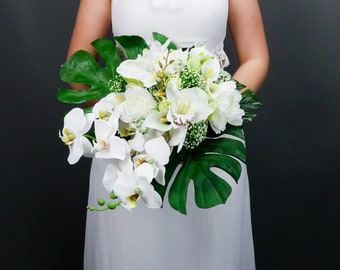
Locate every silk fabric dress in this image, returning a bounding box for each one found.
[84,1,256,269]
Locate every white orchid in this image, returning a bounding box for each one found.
[102,157,133,193]
[166,79,213,125]
[143,110,172,132]
[209,80,245,133]
[92,120,131,160]
[130,136,170,185]
[165,79,213,150]
[116,41,167,87]
[164,48,188,74]
[59,108,94,165]
[202,58,221,82]
[128,130,146,152]
[92,92,125,120]
[113,170,162,210]
[187,46,215,70]
[144,136,170,185]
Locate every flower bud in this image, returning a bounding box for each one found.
[97,199,105,206]
[108,202,118,210]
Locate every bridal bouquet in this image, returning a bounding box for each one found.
[58,33,261,214]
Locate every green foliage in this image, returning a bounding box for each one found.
[114,35,148,59]
[153,126,246,214]
[152,32,178,50]
[57,38,121,104]
[240,89,263,123]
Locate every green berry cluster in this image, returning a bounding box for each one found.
[183,120,208,149]
[108,74,127,93]
[180,67,206,89]
[87,190,121,211]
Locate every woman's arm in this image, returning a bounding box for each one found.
[67,0,112,59]
[228,0,269,92]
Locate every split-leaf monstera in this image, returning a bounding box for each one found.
[57,32,261,214]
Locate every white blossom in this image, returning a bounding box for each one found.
[59,108,94,164]
[209,80,245,133]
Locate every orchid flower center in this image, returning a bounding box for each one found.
[99,110,111,120]
[98,139,109,150]
[61,128,77,145]
[177,102,190,115]
[172,114,193,126]
[126,188,142,209]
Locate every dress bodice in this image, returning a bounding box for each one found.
[111,0,229,66]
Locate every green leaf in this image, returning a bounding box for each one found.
[152,32,177,50]
[162,130,246,215]
[58,38,121,104]
[91,38,121,75]
[60,50,108,85]
[114,35,148,59]
[242,112,258,123]
[239,89,262,123]
[241,89,262,110]
[57,86,110,104]
[234,80,247,91]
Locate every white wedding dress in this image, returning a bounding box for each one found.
[84,1,256,269]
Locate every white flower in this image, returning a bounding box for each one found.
[144,136,170,184]
[59,108,94,165]
[144,136,170,165]
[209,81,245,133]
[113,171,162,210]
[128,130,146,152]
[143,111,173,132]
[166,79,213,125]
[187,46,215,70]
[117,40,187,87]
[130,136,170,185]
[201,58,221,82]
[116,41,167,87]
[102,157,133,192]
[92,120,130,159]
[142,79,213,152]
[164,48,188,74]
[120,84,157,123]
[92,92,125,120]
[168,126,188,151]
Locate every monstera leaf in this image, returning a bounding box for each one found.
[153,125,246,214]
[57,33,174,104]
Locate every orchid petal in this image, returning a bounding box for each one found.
[155,164,166,186]
[67,138,84,165]
[202,58,221,81]
[63,108,86,133]
[113,172,137,199]
[128,130,145,152]
[135,163,154,183]
[168,126,187,152]
[140,186,162,209]
[81,136,94,158]
[94,120,114,141]
[145,137,170,165]
[143,111,172,132]
[102,163,121,192]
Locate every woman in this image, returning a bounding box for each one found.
[66,0,269,269]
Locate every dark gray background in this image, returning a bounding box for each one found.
[1,0,339,269]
